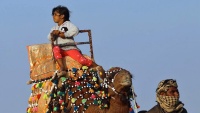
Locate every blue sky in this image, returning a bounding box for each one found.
[0,0,199,113]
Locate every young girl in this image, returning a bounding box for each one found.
[48,5,95,76]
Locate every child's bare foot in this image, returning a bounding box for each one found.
[26,80,33,85]
[57,70,67,77]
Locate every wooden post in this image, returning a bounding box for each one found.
[79,30,94,60]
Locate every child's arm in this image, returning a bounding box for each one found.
[57,31,65,39]
[48,27,58,41]
[51,30,65,39]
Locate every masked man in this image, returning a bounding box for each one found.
[147,79,187,113]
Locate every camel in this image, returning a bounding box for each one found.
[26,66,135,113]
[26,41,136,113]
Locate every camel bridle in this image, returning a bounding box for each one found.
[102,68,131,99]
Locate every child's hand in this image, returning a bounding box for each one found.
[50,32,57,41]
[52,30,60,36]
[50,30,61,41]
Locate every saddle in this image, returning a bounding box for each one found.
[27,43,94,81]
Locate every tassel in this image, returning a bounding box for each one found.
[93,100,98,105]
[53,107,58,111]
[27,107,31,113]
[57,91,65,96]
[136,103,140,108]
[81,99,87,104]
[50,93,54,97]
[36,83,39,88]
[82,73,87,78]
[75,81,80,86]
[37,94,41,100]
[74,106,78,111]
[43,93,48,100]
[54,93,57,98]
[38,82,43,88]
[71,98,77,103]
[28,97,32,102]
[72,68,77,73]
[77,86,82,90]
[60,105,64,110]
[61,77,67,82]
[42,82,46,88]
[32,96,35,101]
[89,88,94,93]
[129,107,134,113]
[34,95,38,101]
[59,99,64,105]
[90,94,96,99]
[32,84,37,91]
[68,91,73,96]
[32,106,38,112]
[82,66,88,70]
[87,83,92,87]
[92,77,97,81]
[52,79,58,84]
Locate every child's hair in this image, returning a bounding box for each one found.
[52,5,70,21]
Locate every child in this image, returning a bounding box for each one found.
[48,5,96,76]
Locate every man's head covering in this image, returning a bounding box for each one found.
[156,79,178,94]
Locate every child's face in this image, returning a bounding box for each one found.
[52,11,63,23]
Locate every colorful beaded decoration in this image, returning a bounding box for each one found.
[26,66,110,113]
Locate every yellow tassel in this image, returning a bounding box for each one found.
[42,82,46,88]
[43,93,48,100]
[36,83,39,88]
[31,86,35,91]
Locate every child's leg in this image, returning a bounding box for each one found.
[64,49,93,66]
[52,46,67,76]
[64,49,106,79]
[52,46,63,59]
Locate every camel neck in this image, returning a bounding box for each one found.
[108,96,130,113]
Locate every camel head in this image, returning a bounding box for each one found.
[105,67,133,101]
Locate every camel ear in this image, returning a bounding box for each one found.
[107,74,113,81]
[106,67,122,81]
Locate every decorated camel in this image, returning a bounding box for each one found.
[26,30,138,113]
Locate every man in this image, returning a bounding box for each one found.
[147,79,187,113]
